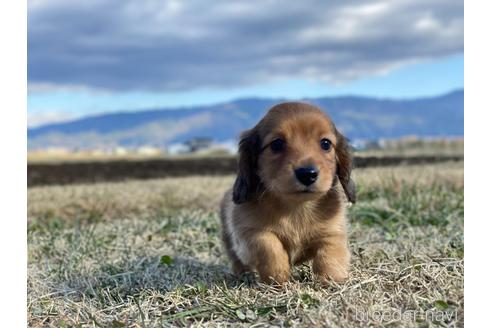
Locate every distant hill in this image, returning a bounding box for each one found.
[28,89,464,150]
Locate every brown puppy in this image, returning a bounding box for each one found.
[220,102,356,284]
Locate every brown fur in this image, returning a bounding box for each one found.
[220,102,356,284]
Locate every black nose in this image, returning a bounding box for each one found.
[294,167,319,186]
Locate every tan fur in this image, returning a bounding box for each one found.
[220,102,355,284]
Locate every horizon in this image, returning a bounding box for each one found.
[28,87,464,129]
[28,87,463,152]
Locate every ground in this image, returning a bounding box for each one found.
[27,162,464,327]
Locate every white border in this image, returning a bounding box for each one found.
[464,0,492,326]
[3,0,476,326]
[0,0,26,324]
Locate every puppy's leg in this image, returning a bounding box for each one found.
[226,245,250,277]
[221,227,250,276]
[312,235,350,283]
[250,232,291,284]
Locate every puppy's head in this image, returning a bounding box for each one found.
[233,102,356,204]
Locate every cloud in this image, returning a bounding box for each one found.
[27,111,77,127]
[28,0,463,92]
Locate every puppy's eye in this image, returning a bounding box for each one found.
[320,138,332,151]
[270,139,286,153]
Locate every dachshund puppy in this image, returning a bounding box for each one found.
[220,102,356,284]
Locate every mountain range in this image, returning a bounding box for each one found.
[28,89,464,150]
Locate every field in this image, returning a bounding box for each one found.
[27,161,464,327]
[27,156,463,187]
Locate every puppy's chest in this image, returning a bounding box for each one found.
[272,213,325,261]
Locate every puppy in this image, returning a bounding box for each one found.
[220,102,356,284]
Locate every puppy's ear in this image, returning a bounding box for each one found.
[335,129,356,203]
[232,129,261,204]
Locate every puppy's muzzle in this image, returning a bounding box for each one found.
[294,166,319,186]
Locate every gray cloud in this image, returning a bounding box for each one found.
[28,0,463,92]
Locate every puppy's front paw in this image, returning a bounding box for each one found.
[313,245,350,284]
[257,256,291,284]
[250,232,291,285]
[314,263,349,284]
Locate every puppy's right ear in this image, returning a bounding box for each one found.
[232,129,261,204]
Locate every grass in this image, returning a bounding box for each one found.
[355,138,464,157]
[27,162,464,327]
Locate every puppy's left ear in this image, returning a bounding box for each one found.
[335,129,356,203]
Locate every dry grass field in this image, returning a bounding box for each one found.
[27,162,464,327]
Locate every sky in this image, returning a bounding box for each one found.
[27,0,464,127]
